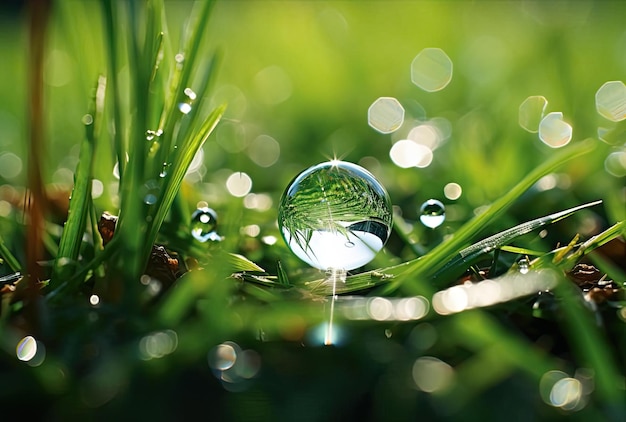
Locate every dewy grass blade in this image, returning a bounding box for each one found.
[147,104,226,251]
[430,200,603,284]
[158,0,217,167]
[532,220,626,273]
[50,76,105,288]
[380,138,597,294]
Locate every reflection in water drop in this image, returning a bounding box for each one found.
[191,207,221,242]
[419,199,446,228]
[411,48,453,92]
[538,112,572,148]
[278,160,393,271]
[519,95,548,133]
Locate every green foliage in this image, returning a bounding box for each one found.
[0,1,624,421]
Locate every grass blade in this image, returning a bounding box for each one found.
[146,104,226,250]
[50,76,105,288]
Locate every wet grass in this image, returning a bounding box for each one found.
[0,1,625,420]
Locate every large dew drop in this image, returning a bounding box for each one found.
[278,161,393,271]
[419,199,446,228]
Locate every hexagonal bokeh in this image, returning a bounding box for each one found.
[519,96,548,133]
[595,81,626,122]
[538,112,572,148]
[368,97,405,134]
[411,48,453,92]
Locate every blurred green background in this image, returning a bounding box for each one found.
[0,1,625,420]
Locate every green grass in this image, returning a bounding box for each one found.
[0,1,625,421]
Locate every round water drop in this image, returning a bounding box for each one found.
[191,206,221,242]
[518,257,530,274]
[278,161,393,271]
[419,199,445,228]
[178,87,197,115]
[142,180,160,205]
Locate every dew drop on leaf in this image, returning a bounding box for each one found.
[191,206,221,242]
[278,160,393,271]
[419,199,445,228]
[518,257,530,274]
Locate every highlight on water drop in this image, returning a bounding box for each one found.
[419,199,446,229]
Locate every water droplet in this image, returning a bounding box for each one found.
[410,48,453,92]
[178,88,197,115]
[368,97,405,134]
[178,103,192,114]
[142,180,160,205]
[159,162,171,178]
[278,160,393,271]
[419,199,445,228]
[146,129,162,141]
[518,257,530,274]
[191,206,221,242]
[595,80,626,122]
[82,114,94,126]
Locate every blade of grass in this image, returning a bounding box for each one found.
[146,104,226,251]
[50,76,105,289]
[380,138,597,295]
[552,272,626,415]
[158,0,217,168]
[101,0,126,181]
[0,235,21,273]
